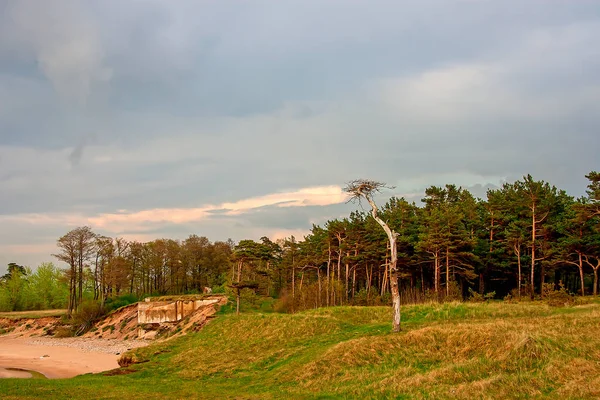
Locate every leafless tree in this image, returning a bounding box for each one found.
[345,179,401,332]
[54,226,96,316]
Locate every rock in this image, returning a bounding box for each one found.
[117,353,148,367]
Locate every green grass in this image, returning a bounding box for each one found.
[1,300,600,399]
[0,309,67,319]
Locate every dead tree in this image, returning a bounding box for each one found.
[345,179,401,332]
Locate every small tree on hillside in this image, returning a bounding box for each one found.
[345,179,401,332]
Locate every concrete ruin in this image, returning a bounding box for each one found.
[138,298,222,324]
[136,295,227,339]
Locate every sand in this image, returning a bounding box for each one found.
[0,335,147,379]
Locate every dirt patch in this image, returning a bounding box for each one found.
[102,368,137,376]
[82,304,139,340]
[0,316,61,337]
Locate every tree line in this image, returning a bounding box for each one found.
[4,172,598,315]
[0,262,68,312]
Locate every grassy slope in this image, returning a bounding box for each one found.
[1,301,599,399]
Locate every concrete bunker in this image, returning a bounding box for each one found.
[136,295,227,339]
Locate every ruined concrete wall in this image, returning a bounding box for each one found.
[137,297,222,324]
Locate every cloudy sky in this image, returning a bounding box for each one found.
[1,0,599,273]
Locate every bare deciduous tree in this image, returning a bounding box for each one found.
[53,226,96,315]
[345,179,401,332]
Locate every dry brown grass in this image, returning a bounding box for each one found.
[284,305,600,398]
[4,300,600,399]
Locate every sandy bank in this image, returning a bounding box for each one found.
[0,335,148,379]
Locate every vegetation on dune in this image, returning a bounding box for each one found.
[2,172,599,321]
[1,301,599,399]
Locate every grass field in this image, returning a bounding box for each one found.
[1,300,599,399]
[0,309,66,319]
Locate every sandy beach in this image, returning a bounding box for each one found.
[0,334,148,379]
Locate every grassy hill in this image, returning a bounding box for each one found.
[1,300,599,399]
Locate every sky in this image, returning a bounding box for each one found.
[1,0,599,274]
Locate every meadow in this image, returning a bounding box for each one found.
[1,300,599,399]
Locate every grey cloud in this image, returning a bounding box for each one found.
[1,1,599,269]
[1,0,111,105]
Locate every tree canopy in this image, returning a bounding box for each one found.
[5,171,600,313]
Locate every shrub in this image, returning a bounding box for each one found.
[54,325,75,338]
[104,294,139,312]
[542,282,575,307]
[71,300,106,336]
[468,288,496,302]
[352,288,380,306]
[443,281,463,302]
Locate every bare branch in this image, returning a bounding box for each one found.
[344,179,394,203]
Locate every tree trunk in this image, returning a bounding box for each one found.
[68,263,76,316]
[78,256,83,308]
[578,252,585,296]
[515,244,521,299]
[366,197,401,332]
[326,242,331,307]
[531,203,536,299]
[433,252,440,295]
[381,261,388,296]
[291,261,295,313]
[317,269,322,306]
[345,252,350,303]
[237,260,242,283]
[445,247,450,297]
[94,255,99,301]
[336,237,342,306]
[582,256,599,296]
[352,267,356,299]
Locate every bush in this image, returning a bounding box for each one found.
[352,288,383,306]
[542,282,575,307]
[70,300,106,336]
[444,281,463,302]
[104,294,139,312]
[54,325,76,338]
[468,288,496,302]
[505,287,529,301]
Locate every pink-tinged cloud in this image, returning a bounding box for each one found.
[1,185,348,234]
[267,228,311,242]
[89,185,347,231]
[220,185,347,214]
